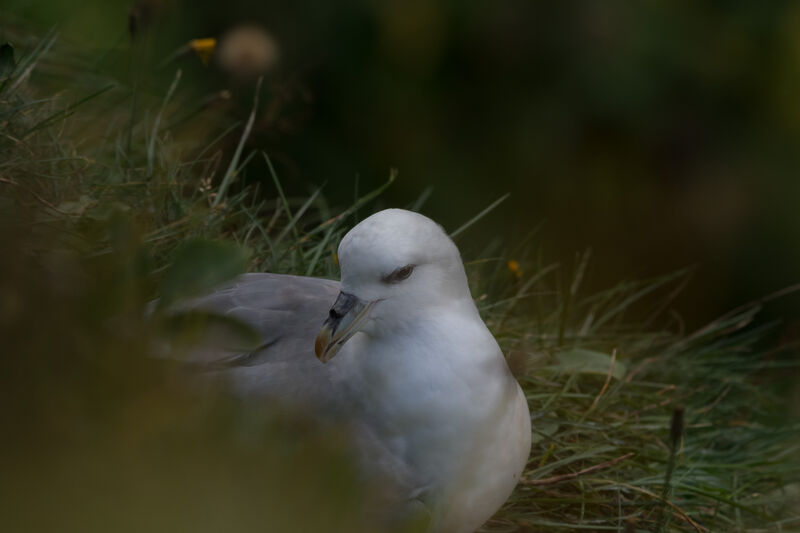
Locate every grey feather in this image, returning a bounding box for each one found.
[172,273,342,406]
[163,272,427,522]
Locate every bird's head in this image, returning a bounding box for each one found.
[314,209,471,362]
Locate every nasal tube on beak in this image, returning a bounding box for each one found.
[314,292,371,363]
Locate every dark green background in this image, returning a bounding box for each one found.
[4,0,799,328]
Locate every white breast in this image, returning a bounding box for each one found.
[436,382,531,533]
[339,312,532,533]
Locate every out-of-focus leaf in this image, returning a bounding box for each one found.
[551,349,626,380]
[56,194,92,215]
[158,239,248,308]
[86,201,131,221]
[159,309,263,354]
[0,43,14,78]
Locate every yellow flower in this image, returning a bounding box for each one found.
[507,260,522,279]
[190,38,217,65]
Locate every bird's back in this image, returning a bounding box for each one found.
[173,272,341,408]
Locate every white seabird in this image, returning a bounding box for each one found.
[181,209,531,533]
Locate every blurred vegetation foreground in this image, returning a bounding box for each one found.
[1,27,799,533]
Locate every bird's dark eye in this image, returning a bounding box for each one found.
[382,264,415,284]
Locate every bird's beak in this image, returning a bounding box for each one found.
[315,292,374,363]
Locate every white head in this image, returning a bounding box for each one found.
[314,209,473,362]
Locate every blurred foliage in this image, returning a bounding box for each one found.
[157,239,248,308]
[0,29,415,533]
[0,219,376,533]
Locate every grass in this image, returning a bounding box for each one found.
[1,28,799,533]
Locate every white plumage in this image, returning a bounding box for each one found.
[182,209,531,533]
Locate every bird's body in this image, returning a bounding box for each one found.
[178,209,531,533]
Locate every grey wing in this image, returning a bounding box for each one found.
[172,272,341,408]
[167,272,431,521]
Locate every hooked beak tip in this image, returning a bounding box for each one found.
[314,327,332,362]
